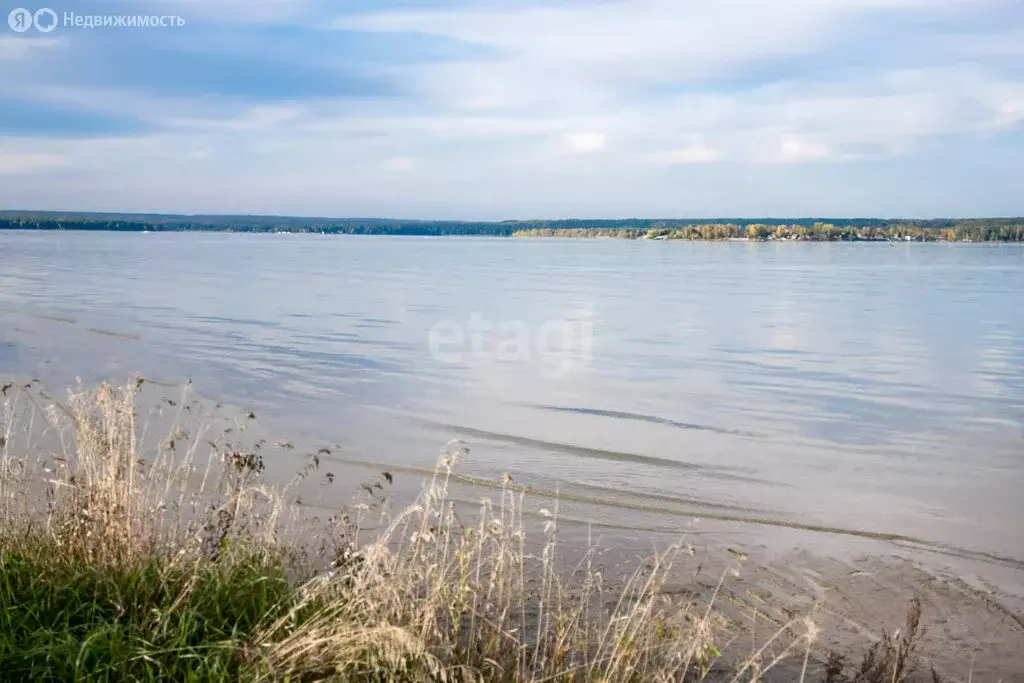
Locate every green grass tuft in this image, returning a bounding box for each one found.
[0,539,299,681]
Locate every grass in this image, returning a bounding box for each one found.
[0,541,295,680]
[0,379,943,682]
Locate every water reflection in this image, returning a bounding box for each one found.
[0,232,1022,566]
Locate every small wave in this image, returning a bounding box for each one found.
[87,327,142,340]
[423,422,775,485]
[327,455,1024,571]
[528,404,758,437]
[0,307,77,324]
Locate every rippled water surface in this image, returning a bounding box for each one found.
[1,232,1022,573]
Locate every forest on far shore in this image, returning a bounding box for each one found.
[1,212,1022,241]
[514,222,1024,241]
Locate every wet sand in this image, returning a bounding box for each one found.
[690,548,1024,680]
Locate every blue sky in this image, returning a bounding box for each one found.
[1,0,1022,219]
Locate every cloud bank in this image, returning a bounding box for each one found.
[0,0,1021,217]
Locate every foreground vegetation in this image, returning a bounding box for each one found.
[0,380,950,680]
[1,211,1022,241]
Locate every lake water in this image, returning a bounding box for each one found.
[1,232,1022,583]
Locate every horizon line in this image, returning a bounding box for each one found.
[2,209,1022,223]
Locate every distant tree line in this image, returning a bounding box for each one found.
[0,212,1021,241]
[0,213,515,236]
[514,221,1024,242]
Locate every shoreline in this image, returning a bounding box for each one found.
[1,212,1022,242]
[2,377,1023,680]
[3,228,1023,243]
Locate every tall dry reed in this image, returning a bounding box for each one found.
[0,379,931,682]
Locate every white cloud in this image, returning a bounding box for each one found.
[0,36,68,60]
[993,98,1024,128]
[559,132,606,154]
[1,124,1018,218]
[383,156,417,171]
[152,0,314,23]
[1,0,1021,216]
[325,0,1022,168]
[776,134,834,163]
[0,151,67,174]
[163,104,307,131]
[334,0,1001,83]
[646,143,722,164]
[335,1,829,78]
[978,82,1024,129]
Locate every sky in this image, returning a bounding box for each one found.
[0,0,1022,220]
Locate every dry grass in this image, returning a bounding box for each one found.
[0,379,936,682]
